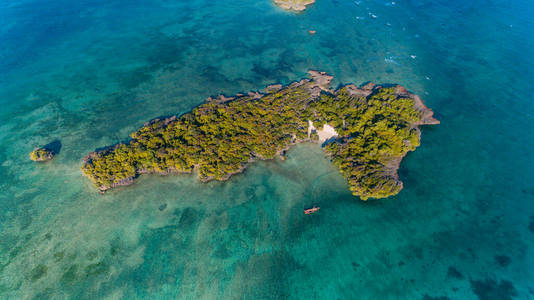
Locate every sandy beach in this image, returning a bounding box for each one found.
[308,120,338,142]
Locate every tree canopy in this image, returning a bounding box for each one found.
[82,74,438,200]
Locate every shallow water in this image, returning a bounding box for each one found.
[1,0,534,298]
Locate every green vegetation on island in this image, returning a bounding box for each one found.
[309,85,431,199]
[30,148,55,162]
[82,71,439,199]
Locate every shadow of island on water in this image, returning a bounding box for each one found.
[43,140,62,155]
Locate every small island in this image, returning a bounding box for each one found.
[30,148,55,162]
[82,71,439,199]
[274,0,315,11]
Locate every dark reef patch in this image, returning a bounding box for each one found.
[84,261,109,278]
[447,266,463,279]
[118,66,153,89]
[61,264,79,284]
[178,207,202,229]
[54,251,65,262]
[212,244,231,259]
[470,278,518,300]
[422,295,450,300]
[109,238,123,257]
[86,250,98,261]
[494,255,511,267]
[30,264,48,281]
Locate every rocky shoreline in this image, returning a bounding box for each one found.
[274,0,315,11]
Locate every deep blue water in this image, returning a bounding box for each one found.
[1,0,534,298]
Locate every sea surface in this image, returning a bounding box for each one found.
[1,0,534,299]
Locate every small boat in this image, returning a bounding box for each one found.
[304,206,320,215]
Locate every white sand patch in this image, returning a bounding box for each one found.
[308,120,338,142]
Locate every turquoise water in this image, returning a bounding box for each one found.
[1,0,534,298]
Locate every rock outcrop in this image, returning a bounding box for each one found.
[274,0,315,11]
[30,148,55,162]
